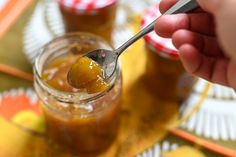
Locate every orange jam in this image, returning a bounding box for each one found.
[41,54,120,154]
[67,56,109,93]
[42,55,77,92]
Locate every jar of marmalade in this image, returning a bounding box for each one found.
[141,3,196,103]
[34,33,122,155]
[57,0,117,42]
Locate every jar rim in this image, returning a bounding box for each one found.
[34,32,120,104]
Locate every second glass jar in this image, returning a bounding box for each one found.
[141,3,196,103]
[57,0,117,42]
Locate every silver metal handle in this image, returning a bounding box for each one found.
[115,0,198,56]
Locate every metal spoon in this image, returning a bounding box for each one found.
[72,0,198,80]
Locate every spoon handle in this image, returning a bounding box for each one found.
[115,0,198,56]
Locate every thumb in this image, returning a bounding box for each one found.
[196,0,221,15]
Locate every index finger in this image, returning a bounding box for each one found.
[159,0,177,13]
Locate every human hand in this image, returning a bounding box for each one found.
[154,0,236,90]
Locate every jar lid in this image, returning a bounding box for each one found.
[57,0,117,14]
[141,3,179,59]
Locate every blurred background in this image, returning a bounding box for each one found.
[0,0,235,157]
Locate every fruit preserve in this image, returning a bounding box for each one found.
[34,33,122,155]
[67,56,109,93]
[57,0,117,42]
[141,3,196,103]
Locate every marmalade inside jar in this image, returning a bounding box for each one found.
[41,53,120,154]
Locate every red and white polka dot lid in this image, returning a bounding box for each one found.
[58,0,117,14]
[141,3,179,60]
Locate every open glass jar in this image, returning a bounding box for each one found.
[57,0,117,42]
[141,3,196,103]
[34,33,122,155]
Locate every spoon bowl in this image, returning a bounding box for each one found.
[84,49,118,78]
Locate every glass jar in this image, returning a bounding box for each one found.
[34,33,122,155]
[141,3,196,103]
[57,0,117,43]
